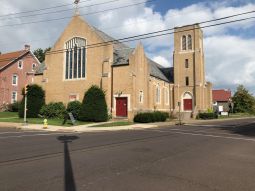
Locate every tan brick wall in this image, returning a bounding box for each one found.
[173,24,212,113]
[41,15,114,106]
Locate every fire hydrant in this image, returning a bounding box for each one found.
[43,119,48,129]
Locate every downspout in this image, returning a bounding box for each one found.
[110,65,113,114]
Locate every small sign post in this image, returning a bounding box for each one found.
[68,113,76,125]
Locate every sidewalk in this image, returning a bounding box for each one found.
[17,122,163,132]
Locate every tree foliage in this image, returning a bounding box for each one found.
[79,86,108,122]
[67,101,82,119]
[33,47,51,63]
[40,102,66,119]
[232,85,255,114]
[19,84,45,118]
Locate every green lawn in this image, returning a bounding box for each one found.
[0,112,90,126]
[89,121,133,127]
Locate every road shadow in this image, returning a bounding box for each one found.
[208,122,255,137]
[57,135,79,191]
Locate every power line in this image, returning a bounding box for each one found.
[0,0,154,28]
[0,0,125,21]
[0,7,254,47]
[45,12,255,55]
[1,15,255,63]
[0,0,92,18]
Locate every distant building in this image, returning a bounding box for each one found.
[212,89,231,112]
[35,13,212,120]
[0,45,41,109]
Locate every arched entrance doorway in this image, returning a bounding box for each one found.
[182,92,193,111]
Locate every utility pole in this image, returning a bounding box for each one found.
[23,84,28,125]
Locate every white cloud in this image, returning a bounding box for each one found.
[152,56,170,67]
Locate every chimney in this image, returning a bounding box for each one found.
[24,44,30,51]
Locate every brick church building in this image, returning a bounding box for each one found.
[35,13,212,120]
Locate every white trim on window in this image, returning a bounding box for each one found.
[32,63,36,71]
[18,60,23,69]
[12,74,18,86]
[11,91,17,103]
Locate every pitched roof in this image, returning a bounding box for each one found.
[0,50,28,70]
[93,27,172,82]
[35,61,46,75]
[212,89,231,102]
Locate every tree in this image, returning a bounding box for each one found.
[19,84,45,118]
[232,85,255,114]
[79,86,108,122]
[33,47,51,63]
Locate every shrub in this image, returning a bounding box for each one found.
[40,102,66,118]
[197,112,218,120]
[8,102,20,112]
[79,86,108,122]
[66,101,82,119]
[19,84,45,118]
[134,111,167,123]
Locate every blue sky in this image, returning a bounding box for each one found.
[0,0,255,94]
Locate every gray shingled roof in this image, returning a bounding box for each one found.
[35,61,45,75]
[93,27,173,82]
[36,25,173,82]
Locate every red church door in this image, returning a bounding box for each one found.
[116,97,128,117]
[184,99,192,111]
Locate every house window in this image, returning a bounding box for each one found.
[165,88,169,105]
[65,37,86,80]
[188,35,192,50]
[32,63,36,71]
[185,59,189,68]
[12,74,18,86]
[156,85,161,104]
[182,35,187,51]
[185,77,189,86]
[18,60,23,69]
[139,91,144,104]
[11,91,17,103]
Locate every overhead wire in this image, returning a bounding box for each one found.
[0,8,254,48]
[0,14,255,63]
[0,0,155,28]
[0,0,126,21]
[0,0,93,18]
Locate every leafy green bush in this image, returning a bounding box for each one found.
[66,101,82,119]
[197,112,218,120]
[79,86,108,122]
[134,111,168,123]
[8,102,20,112]
[19,84,45,118]
[40,102,66,118]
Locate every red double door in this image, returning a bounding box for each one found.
[116,97,128,117]
[184,99,192,111]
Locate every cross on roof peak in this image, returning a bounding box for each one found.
[74,0,80,4]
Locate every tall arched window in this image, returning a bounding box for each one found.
[156,85,161,104]
[182,35,187,50]
[65,37,86,80]
[188,35,192,50]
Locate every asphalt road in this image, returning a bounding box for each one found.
[1,118,255,191]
